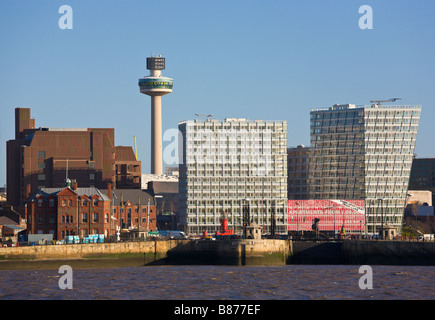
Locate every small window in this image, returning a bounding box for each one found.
[49,199,55,207]
[82,213,88,223]
[38,199,43,207]
[105,213,109,223]
[93,199,98,206]
[38,151,46,158]
[90,173,95,180]
[38,162,45,169]
[38,174,45,181]
[93,213,98,223]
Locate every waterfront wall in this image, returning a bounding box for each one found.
[0,240,189,261]
[290,240,435,266]
[2,239,435,267]
[342,240,435,265]
[0,239,291,267]
[166,239,291,265]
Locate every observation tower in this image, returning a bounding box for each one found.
[138,56,174,175]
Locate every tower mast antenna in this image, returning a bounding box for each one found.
[138,56,174,175]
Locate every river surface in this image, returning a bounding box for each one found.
[0,264,434,300]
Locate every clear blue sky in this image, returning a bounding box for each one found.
[1,0,434,186]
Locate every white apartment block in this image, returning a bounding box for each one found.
[178,118,288,235]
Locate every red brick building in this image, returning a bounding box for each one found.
[101,188,157,231]
[24,183,157,240]
[7,108,141,211]
[25,183,113,239]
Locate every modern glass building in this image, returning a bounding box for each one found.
[308,104,421,234]
[178,118,288,235]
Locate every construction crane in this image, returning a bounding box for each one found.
[370,98,401,106]
[195,114,213,119]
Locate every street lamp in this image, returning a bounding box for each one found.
[295,202,300,238]
[326,204,336,239]
[378,198,384,240]
[406,193,415,240]
[242,198,250,239]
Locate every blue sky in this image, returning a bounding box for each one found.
[1,0,434,186]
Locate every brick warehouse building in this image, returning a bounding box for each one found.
[25,182,112,239]
[25,182,157,240]
[6,108,141,210]
[101,188,157,231]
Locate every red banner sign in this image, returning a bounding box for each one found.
[288,200,365,232]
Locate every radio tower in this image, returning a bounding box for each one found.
[138,56,174,175]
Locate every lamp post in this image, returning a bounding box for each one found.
[242,198,250,239]
[152,195,163,238]
[295,202,300,238]
[405,193,414,240]
[326,205,336,239]
[378,198,384,240]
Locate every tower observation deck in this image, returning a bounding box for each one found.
[139,56,174,175]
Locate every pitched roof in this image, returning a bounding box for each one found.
[100,189,155,206]
[0,216,19,226]
[26,187,111,202]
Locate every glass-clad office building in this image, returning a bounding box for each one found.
[178,118,288,235]
[309,104,421,234]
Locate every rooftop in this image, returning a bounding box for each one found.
[311,104,422,112]
[100,189,155,206]
[26,186,111,202]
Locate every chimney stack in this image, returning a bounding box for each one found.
[107,183,112,199]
